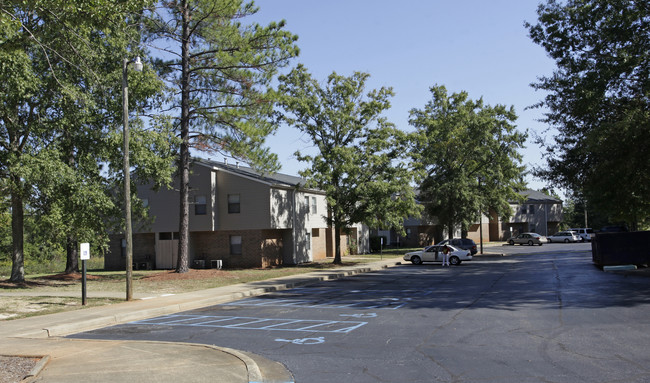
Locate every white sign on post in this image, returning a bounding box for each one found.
[80,243,90,260]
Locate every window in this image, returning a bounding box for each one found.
[311,197,317,214]
[195,195,207,215]
[230,235,242,255]
[521,205,527,214]
[305,196,310,213]
[529,205,535,214]
[228,194,240,214]
[142,198,149,208]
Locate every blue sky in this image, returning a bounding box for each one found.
[248,1,556,191]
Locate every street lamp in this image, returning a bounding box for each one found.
[122,56,142,301]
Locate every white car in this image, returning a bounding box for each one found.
[403,244,472,266]
[547,231,581,243]
[569,228,594,242]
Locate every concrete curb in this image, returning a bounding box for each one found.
[23,355,50,383]
[27,261,397,339]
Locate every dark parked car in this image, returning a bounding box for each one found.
[437,238,478,255]
[599,225,628,233]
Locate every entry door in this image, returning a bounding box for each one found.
[155,232,179,269]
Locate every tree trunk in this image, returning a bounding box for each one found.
[10,185,25,283]
[333,221,342,264]
[176,0,191,273]
[64,138,78,274]
[65,236,79,274]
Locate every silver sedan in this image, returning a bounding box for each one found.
[547,231,581,243]
[507,232,548,246]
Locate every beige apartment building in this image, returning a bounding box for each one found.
[105,158,369,270]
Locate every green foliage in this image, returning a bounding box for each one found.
[409,85,527,237]
[145,0,299,171]
[369,236,387,252]
[144,0,299,272]
[527,0,650,230]
[0,0,172,280]
[278,65,421,263]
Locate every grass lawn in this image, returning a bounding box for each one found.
[0,249,412,320]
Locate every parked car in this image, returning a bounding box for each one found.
[403,244,472,266]
[568,228,594,242]
[507,232,547,246]
[436,238,478,255]
[599,225,628,233]
[547,231,581,243]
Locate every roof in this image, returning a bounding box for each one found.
[518,189,562,203]
[194,158,319,192]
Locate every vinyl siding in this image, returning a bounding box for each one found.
[216,169,272,230]
[136,165,215,233]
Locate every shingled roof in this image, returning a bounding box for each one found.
[194,158,319,191]
[518,189,562,203]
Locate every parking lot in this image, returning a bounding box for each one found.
[481,240,592,256]
[71,247,650,383]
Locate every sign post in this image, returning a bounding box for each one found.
[80,243,90,306]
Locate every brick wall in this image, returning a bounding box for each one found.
[192,229,284,269]
[105,233,155,271]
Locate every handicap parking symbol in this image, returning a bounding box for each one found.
[275,337,325,345]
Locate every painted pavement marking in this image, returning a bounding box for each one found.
[222,289,431,310]
[130,314,367,334]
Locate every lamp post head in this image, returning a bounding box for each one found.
[133,56,143,72]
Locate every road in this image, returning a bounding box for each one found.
[71,248,650,383]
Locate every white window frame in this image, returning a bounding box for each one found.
[311,196,317,214]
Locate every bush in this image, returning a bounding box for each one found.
[369,236,387,252]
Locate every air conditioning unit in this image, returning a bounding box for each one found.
[192,259,205,269]
[211,259,223,269]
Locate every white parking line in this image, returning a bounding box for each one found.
[224,296,407,310]
[131,314,367,334]
[221,288,433,311]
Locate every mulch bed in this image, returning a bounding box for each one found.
[0,356,40,383]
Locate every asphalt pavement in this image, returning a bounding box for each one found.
[1,255,413,383]
[0,243,600,382]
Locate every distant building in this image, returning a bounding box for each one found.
[105,158,369,270]
[374,189,562,247]
[499,189,562,238]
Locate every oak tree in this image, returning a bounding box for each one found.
[0,0,171,281]
[278,65,420,264]
[409,85,527,239]
[527,0,650,229]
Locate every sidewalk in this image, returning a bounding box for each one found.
[1,257,403,383]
